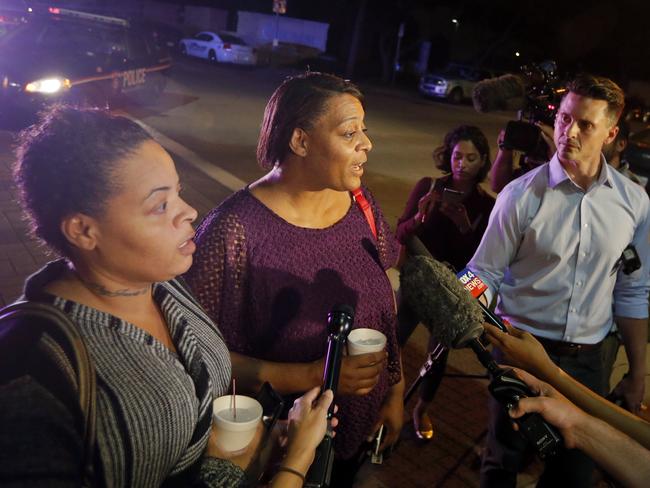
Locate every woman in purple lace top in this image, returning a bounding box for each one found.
[185,73,404,486]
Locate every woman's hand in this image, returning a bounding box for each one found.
[319,350,386,396]
[284,388,336,466]
[205,418,265,470]
[369,378,405,453]
[269,389,338,487]
[415,188,440,223]
[483,322,559,382]
[439,201,472,234]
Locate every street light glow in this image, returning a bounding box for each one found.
[515,51,520,57]
[451,18,459,24]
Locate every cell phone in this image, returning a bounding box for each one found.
[255,382,284,432]
[432,177,445,193]
[370,425,385,464]
[442,187,464,204]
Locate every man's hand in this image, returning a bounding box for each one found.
[611,374,646,415]
[508,368,586,449]
[483,322,559,381]
[510,369,650,488]
[614,316,648,415]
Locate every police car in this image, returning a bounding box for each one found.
[0,7,171,113]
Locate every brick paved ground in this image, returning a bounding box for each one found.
[1,129,645,487]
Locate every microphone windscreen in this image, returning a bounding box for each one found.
[472,74,527,113]
[400,254,485,348]
[405,233,433,259]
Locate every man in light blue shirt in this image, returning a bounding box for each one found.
[469,74,650,488]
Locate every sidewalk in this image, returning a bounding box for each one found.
[0,129,646,487]
[0,131,52,305]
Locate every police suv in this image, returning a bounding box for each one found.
[0,7,171,112]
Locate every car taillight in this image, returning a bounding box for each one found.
[223,43,231,50]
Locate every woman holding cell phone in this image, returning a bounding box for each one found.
[395,125,495,441]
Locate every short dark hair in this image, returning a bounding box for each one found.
[616,118,630,142]
[14,106,152,256]
[565,74,625,124]
[256,72,364,170]
[433,125,491,182]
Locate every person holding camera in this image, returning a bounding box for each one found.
[508,367,650,488]
[603,119,644,186]
[489,121,555,193]
[395,125,495,441]
[468,74,650,487]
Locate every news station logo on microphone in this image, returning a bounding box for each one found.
[457,268,488,299]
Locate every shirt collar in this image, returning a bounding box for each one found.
[548,153,613,190]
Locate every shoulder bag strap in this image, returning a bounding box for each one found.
[351,187,377,239]
[0,301,97,487]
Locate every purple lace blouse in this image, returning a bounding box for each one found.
[185,186,401,459]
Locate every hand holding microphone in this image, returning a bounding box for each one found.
[483,321,558,382]
[305,304,353,488]
[400,236,562,458]
[456,267,508,333]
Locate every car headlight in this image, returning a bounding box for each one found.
[24,77,71,94]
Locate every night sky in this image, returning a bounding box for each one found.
[34,0,650,83]
[191,0,650,83]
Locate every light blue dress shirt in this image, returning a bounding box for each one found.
[469,154,650,344]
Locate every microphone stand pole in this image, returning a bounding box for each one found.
[403,341,490,405]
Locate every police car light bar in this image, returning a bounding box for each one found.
[48,7,129,27]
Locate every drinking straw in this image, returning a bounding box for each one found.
[232,378,237,420]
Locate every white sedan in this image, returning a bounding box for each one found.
[179,31,257,66]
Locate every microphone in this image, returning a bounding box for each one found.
[305,304,353,488]
[400,237,562,457]
[472,73,527,113]
[457,268,508,333]
[402,236,488,347]
[322,304,353,416]
[400,250,499,375]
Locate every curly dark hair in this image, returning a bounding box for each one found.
[14,106,152,257]
[433,125,491,182]
[257,72,364,170]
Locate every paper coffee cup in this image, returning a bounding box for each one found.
[347,328,387,355]
[212,395,263,452]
